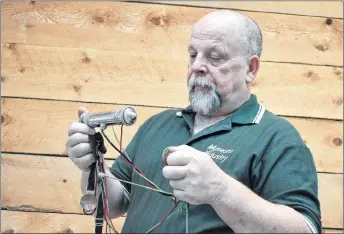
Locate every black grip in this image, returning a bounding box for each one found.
[87,162,97,192]
[93,132,107,155]
[95,192,104,234]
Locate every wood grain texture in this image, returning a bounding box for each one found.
[1,98,342,173]
[1,154,114,214]
[2,2,342,66]
[1,43,343,120]
[318,173,344,229]
[1,211,342,234]
[1,210,125,233]
[137,1,343,18]
[322,228,344,233]
[1,154,342,228]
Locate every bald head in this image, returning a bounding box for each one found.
[192,10,263,58]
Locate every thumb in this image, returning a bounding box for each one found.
[168,145,195,153]
[78,106,89,118]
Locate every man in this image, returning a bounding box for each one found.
[66,10,321,233]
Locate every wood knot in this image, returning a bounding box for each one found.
[73,84,82,93]
[93,16,104,24]
[333,137,342,146]
[325,18,333,25]
[147,12,170,27]
[8,43,16,50]
[82,56,91,64]
[1,76,6,82]
[63,179,67,183]
[29,1,35,5]
[333,67,342,77]
[25,23,34,29]
[315,43,329,52]
[332,97,343,106]
[60,228,74,233]
[305,71,320,82]
[1,113,11,126]
[3,228,15,233]
[19,67,26,73]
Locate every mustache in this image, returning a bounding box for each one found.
[188,77,216,91]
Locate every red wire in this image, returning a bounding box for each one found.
[120,154,156,188]
[102,126,174,233]
[120,125,123,151]
[148,200,180,233]
[100,151,119,234]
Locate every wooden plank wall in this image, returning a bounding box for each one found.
[1,1,343,233]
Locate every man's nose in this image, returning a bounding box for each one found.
[190,56,207,75]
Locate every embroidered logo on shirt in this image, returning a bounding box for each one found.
[205,144,233,163]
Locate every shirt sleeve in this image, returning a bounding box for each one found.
[108,122,146,200]
[251,143,322,233]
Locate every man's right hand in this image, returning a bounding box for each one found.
[66,107,105,172]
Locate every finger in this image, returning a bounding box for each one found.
[173,189,186,202]
[162,166,188,180]
[73,153,95,171]
[78,106,89,118]
[69,143,93,158]
[169,179,187,191]
[166,151,193,166]
[168,145,195,153]
[68,122,96,136]
[67,133,91,148]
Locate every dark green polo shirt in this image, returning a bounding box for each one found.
[110,94,321,233]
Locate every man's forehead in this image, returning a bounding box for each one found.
[188,28,238,50]
[190,30,226,43]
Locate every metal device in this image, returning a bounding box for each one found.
[79,106,137,234]
[79,106,137,129]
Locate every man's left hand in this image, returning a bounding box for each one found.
[162,145,227,205]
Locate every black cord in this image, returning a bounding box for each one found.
[100,128,174,198]
[100,128,132,162]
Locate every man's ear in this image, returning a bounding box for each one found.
[246,56,260,83]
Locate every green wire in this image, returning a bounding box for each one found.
[145,202,182,234]
[109,126,190,233]
[110,126,165,192]
[185,202,189,234]
[101,173,174,197]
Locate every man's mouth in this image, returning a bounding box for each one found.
[193,85,211,92]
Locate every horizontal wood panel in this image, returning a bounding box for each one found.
[1,43,343,120]
[1,154,342,228]
[1,211,342,234]
[318,173,344,229]
[1,98,342,173]
[322,228,344,233]
[1,210,125,233]
[136,1,343,18]
[2,2,342,66]
[1,154,115,215]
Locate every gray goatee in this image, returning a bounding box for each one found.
[188,76,222,116]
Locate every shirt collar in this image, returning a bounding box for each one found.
[231,94,265,125]
[179,94,265,126]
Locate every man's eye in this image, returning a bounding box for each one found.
[189,54,197,58]
[210,56,222,62]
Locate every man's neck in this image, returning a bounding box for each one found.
[192,92,251,135]
[193,114,226,135]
